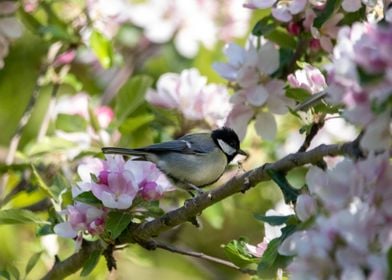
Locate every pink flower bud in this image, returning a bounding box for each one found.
[287,22,301,36]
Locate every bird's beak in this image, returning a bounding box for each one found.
[238,149,248,157]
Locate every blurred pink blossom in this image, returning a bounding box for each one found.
[279,153,392,279]
[0,1,23,69]
[327,22,392,151]
[244,0,307,22]
[129,0,250,58]
[146,68,231,128]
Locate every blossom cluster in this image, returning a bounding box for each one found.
[327,22,392,151]
[54,155,172,243]
[87,0,249,57]
[0,1,23,69]
[214,37,294,140]
[146,68,232,128]
[279,153,392,279]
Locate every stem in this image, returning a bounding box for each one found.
[37,82,60,141]
[153,240,257,275]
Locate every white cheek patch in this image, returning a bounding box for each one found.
[217,139,236,155]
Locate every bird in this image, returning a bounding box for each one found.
[101,127,247,192]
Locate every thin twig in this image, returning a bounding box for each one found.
[297,115,325,153]
[37,82,60,141]
[153,240,257,275]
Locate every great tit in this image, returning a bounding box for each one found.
[101,127,247,191]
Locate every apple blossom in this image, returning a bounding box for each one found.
[214,37,295,139]
[326,22,392,151]
[75,155,173,208]
[279,153,392,279]
[54,202,106,239]
[146,68,231,128]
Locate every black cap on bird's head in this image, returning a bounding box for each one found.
[211,127,248,162]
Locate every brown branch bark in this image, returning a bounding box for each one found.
[41,141,359,280]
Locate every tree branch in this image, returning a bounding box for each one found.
[41,141,359,279]
[41,241,101,280]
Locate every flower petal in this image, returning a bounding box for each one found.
[254,111,277,140]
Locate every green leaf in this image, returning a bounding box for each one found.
[31,165,56,200]
[25,136,75,156]
[25,251,43,277]
[266,170,300,204]
[254,214,294,226]
[0,209,49,225]
[115,75,153,124]
[286,88,312,102]
[252,16,276,37]
[80,249,102,277]
[55,113,87,133]
[36,224,54,236]
[265,29,297,49]
[387,247,392,279]
[63,73,83,91]
[74,191,102,206]
[90,30,114,68]
[17,8,43,35]
[7,265,19,280]
[0,270,10,280]
[105,211,133,240]
[223,238,259,267]
[314,0,341,28]
[119,114,155,135]
[0,163,30,175]
[258,238,280,271]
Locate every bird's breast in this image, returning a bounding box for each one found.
[156,148,227,187]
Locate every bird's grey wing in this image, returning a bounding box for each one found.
[178,133,216,153]
[136,139,201,154]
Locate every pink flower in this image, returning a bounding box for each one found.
[125,161,173,201]
[89,156,138,209]
[76,156,173,207]
[54,202,106,238]
[146,68,231,128]
[288,64,327,94]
